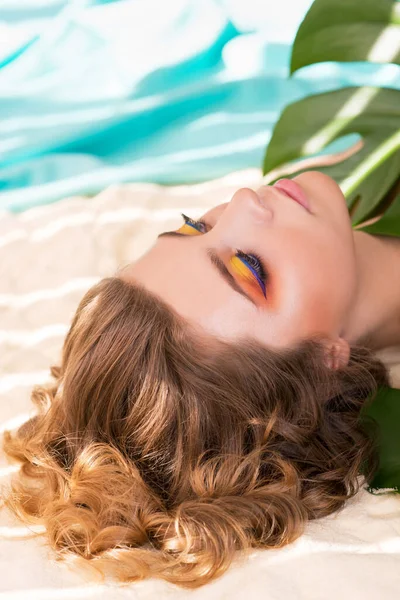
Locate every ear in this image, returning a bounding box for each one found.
[322,337,350,371]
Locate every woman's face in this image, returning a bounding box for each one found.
[120,171,358,348]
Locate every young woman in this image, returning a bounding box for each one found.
[2,170,400,589]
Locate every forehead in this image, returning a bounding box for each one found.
[119,236,265,341]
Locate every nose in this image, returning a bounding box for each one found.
[230,187,274,221]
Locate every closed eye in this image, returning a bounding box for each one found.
[178,214,209,235]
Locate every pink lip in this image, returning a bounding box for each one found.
[273,179,310,212]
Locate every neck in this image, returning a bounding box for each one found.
[345,231,400,351]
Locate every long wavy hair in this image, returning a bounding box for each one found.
[1,275,389,589]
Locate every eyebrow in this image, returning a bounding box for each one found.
[157,231,257,306]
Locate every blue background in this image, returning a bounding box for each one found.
[1,0,400,211]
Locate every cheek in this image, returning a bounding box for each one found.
[276,229,357,332]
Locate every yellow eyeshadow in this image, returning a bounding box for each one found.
[229,255,257,286]
[176,223,203,236]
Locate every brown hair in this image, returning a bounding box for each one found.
[1,276,389,589]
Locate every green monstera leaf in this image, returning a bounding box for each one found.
[262,0,400,225]
[359,193,400,236]
[262,86,400,225]
[291,0,400,74]
[361,386,400,493]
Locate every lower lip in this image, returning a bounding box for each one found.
[273,179,311,212]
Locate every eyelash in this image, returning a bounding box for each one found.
[180,213,268,293]
[181,213,208,234]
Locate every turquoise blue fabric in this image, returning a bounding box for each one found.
[1,0,400,212]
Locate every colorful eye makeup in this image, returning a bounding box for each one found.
[177,214,268,298]
[229,251,267,298]
[177,213,208,235]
